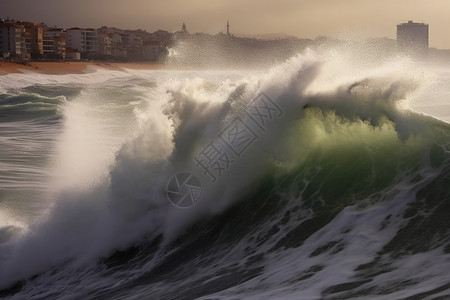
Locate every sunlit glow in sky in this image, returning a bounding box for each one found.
[1,0,449,48]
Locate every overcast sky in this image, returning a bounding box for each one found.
[1,0,449,48]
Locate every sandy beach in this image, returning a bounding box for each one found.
[0,61,162,76]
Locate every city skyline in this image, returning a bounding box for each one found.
[0,0,449,49]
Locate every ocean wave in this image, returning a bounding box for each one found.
[0,50,449,299]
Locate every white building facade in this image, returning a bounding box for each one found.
[66,27,98,55]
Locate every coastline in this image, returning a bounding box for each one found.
[0,61,162,76]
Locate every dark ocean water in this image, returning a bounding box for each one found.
[0,52,450,299]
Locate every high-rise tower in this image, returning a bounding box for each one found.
[226,20,230,36]
[397,20,429,52]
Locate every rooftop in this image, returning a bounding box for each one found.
[398,20,428,26]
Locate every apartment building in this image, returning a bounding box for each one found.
[66,27,97,55]
[43,35,66,59]
[19,22,43,57]
[397,20,429,52]
[143,40,160,61]
[43,28,66,59]
[0,21,26,59]
[2,20,169,61]
[97,33,112,56]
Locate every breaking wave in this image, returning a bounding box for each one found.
[0,50,449,299]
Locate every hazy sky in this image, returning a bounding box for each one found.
[1,0,449,48]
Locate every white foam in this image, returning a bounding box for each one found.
[0,68,128,90]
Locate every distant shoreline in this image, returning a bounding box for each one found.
[0,61,162,76]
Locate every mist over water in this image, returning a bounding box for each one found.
[0,44,449,299]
